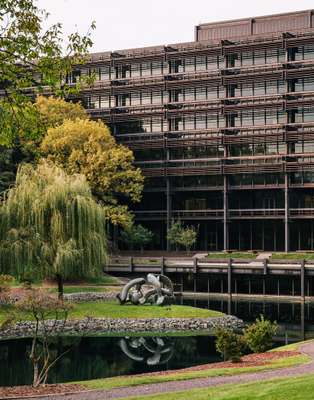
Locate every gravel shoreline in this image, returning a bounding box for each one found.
[0,315,243,340]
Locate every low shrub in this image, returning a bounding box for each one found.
[244,315,278,353]
[215,327,245,362]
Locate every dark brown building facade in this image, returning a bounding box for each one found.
[73,10,314,251]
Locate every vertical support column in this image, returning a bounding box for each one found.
[284,41,290,253]
[160,256,165,275]
[227,258,232,314]
[301,259,305,300]
[284,176,290,252]
[223,176,229,251]
[166,179,171,252]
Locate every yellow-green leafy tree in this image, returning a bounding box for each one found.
[39,98,144,227]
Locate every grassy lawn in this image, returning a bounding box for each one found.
[206,252,257,259]
[124,374,314,400]
[79,353,309,390]
[0,301,223,324]
[271,253,314,261]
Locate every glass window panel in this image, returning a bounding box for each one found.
[303,45,314,60]
[265,112,277,125]
[278,80,286,94]
[142,120,151,132]
[131,64,141,78]
[266,49,278,64]
[207,86,218,99]
[195,87,207,100]
[207,116,218,128]
[100,67,110,80]
[265,81,277,94]
[151,119,162,132]
[254,112,265,126]
[217,86,225,98]
[141,62,151,76]
[131,92,141,106]
[254,82,265,95]
[207,56,218,70]
[242,83,253,96]
[254,50,266,65]
[304,109,314,122]
[184,88,195,101]
[294,47,303,61]
[242,111,253,126]
[141,92,151,105]
[195,56,207,71]
[295,79,304,92]
[184,57,195,72]
[195,115,206,129]
[151,91,162,104]
[303,78,314,91]
[184,117,195,130]
[151,61,162,75]
[278,49,286,62]
[241,52,253,66]
[100,95,110,108]
[277,111,286,123]
[218,116,225,128]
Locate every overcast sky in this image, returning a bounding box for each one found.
[37,0,314,52]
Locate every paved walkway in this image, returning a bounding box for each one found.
[18,342,314,400]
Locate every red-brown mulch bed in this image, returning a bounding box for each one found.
[121,350,301,378]
[0,384,85,399]
[0,351,300,398]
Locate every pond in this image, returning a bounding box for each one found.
[0,335,220,386]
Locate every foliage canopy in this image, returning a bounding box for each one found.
[0,161,108,289]
[0,0,95,145]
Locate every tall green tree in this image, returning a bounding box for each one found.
[0,160,108,297]
[0,0,95,146]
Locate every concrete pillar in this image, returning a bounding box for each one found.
[166,177,171,251]
[223,176,229,251]
[284,177,290,252]
[301,259,305,299]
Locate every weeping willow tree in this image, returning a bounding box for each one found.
[0,161,108,297]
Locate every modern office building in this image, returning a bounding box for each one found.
[72,9,314,251]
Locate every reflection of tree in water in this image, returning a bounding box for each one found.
[119,337,174,365]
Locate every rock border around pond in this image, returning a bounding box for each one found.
[0,315,243,340]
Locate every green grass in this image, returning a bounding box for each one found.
[0,301,223,324]
[124,373,314,400]
[206,252,257,259]
[79,354,309,390]
[270,253,314,260]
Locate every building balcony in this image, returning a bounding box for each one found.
[134,208,314,221]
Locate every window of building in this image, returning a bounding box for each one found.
[184,116,195,130]
[195,56,207,71]
[131,63,141,78]
[254,50,266,65]
[195,87,207,100]
[241,51,253,66]
[151,61,163,75]
[303,45,314,60]
[100,95,110,108]
[141,62,151,76]
[131,92,141,106]
[184,88,195,102]
[100,66,110,80]
[151,91,162,104]
[184,57,195,72]
[207,86,218,99]
[141,91,151,105]
[254,82,266,96]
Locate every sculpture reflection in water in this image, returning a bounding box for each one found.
[118,337,174,365]
[117,274,174,306]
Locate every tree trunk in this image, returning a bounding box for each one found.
[56,274,64,300]
[33,362,39,387]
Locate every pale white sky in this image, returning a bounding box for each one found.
[37,0,314,52]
